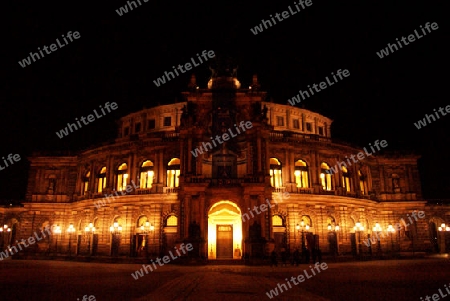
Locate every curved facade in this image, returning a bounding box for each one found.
[1,74,449,261]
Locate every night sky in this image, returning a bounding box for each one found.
[2,1,448,203]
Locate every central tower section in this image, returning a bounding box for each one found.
[209,56,241,181]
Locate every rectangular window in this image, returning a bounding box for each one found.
[320,173,332,191]
[124,127,130,136]
[295,170,309,188]
[293,119,300,129]
[97,177,106,193]
[135,123,141,133]
[276,116,284,126]
[164,117,172,127]
[318,126,324,135]
[148,119,155,129]
[306,123,312,132]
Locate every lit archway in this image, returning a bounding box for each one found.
[208,201,242,260]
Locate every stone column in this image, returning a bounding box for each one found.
[311,151,319,192]
[352,162,359,194]
[286,109,290,130]
[334,156,341,191]
[285,149,292,184]
[107,155,114,191]
[407,165,414,193]
[159,150,164,185]
[187,138,192,174]
[314,117,318,135]
[379,166,385,192]
[130,153,137,186]
[259,196,268,240]
[301,113,305,132]
[199,193,207,258]
[183,196,191,239]
[89,161,96,194]
[127,154,133,189]
[76,166,83,197]
[265,139,270,175]
[180,139,185,175]
[257,136,262,173]
[247,142,253,174]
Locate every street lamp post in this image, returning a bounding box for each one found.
[67,224,75,258]
[354,221,364,259]
[140,221,153,258]
[296,221,310,262]
[387,224,396,255]
[372,222,382,258]
[109,222,123,256]
[54,225,61,255]
[438,223,450,253]
[0,224,11,250]
[84,223,96,256]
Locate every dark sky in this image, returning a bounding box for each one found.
[2,1,448,203]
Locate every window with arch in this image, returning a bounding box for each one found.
[294,159,309,188]
[358,169,368,195]
[299,215,312,228]
[167,158,180,188]
[341,166,351,192]
[326,216,338,229]
[140,160,154,189]
[272,215,284,227]
[97,167,107,193]
[82,171,90,195]
[270,158,283,188]
[166,215,178,227]
[116,163,129,191]
[320,162,333,191]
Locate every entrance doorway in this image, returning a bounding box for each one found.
[208,201,242,259]
[216,225,233,259]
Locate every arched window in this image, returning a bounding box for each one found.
[272,215,284,227]
[82,171,90,195]
[320,162,333,191]
[167,158,180,188]
[166,215,178,226]
[358,169,368,195]
[294,159,309,188]
[270,158,283,188]
[326,216,338,229]
[341,166,351,192]
[116,163,128,191]
[97,167,107,193]
[299,215,312,228]
[140,160,154,189]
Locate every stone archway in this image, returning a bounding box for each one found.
[208,201,242,260]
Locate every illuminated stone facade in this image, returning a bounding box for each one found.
[1,73,449,261]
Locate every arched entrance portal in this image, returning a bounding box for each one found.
[208,201,242,259]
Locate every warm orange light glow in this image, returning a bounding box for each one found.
[387,224,395,233]
[208,201,242,259]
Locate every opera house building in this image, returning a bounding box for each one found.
[1,70,448,262]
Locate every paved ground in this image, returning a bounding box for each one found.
[0,257,449,301]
